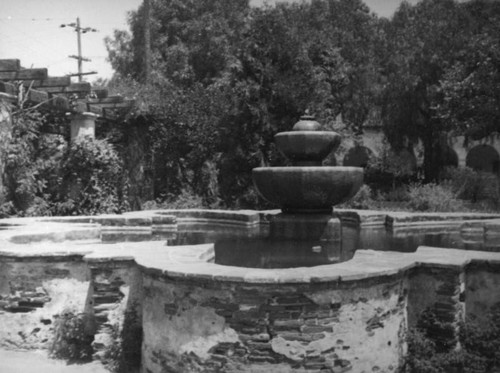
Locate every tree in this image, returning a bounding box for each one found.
[104,0,384,208]
[380,0,469,181]
[105,0,249,85]
[437,1,500,140]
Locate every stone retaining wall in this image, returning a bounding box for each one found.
[1,250,499,373]
[407,266,465,351]
[1,209,500,372]
[0,255,91,351]
[465,261,500,327]
[0,255,89,312]
[87,259,143,366]
[141,273,408,373]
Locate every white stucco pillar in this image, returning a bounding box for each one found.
[70,112,96,141]
[450,136,469,168]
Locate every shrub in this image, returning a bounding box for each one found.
[406,308,500,373]
[54,137,129,215]
[441,166,500,205]
[406,183,464,212]
[0,201,15,218]
[339,184,377,210]
[384,185,410,202]
[50,310,94,362]
[2,111,65,216]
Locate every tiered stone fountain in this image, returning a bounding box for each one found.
[252,114,363,259]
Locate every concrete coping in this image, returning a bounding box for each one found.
[1,209,500,285]
[83,242,500,284]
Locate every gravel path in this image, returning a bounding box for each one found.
[0,350,109,373]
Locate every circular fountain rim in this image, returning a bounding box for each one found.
[275,130,341,137]
[253,166,364,172]
[1,209,500,285]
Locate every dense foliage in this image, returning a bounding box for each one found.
[2,0,500,216]
[406,308,500,372]
[102,0,500,209]
[0,110,127,217]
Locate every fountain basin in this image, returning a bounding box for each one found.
[2,210,500,373]
[253,166,363,213]
[275,131,341,165]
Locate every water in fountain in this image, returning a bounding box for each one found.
[97,115,499,268]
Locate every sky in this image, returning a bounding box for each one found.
[0,0,419,82]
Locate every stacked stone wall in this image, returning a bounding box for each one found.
[0,255,91,350]
[141,272,408,373]
[407,266,465,351]
[87,259,143,368]
[465,261,500,327]
[0,255,89,312]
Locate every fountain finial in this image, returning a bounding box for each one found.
[293,110,321,131]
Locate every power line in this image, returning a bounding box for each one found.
[60,17,98,82]
[0,18,61,55]
[0,17,67,21]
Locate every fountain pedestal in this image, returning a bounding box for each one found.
[269,213,341,241]
[269,213,342,263]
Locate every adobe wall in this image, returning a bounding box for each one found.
[139,256,500,373]
[0,255,91,350]
[141,272,408,373]
[1,210,500,372]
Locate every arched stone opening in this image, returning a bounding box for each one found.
[343,146,374,168]
[466,144,500,173]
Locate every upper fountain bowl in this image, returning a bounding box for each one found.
[275,131,341,166]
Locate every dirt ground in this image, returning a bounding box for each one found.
[0,349,109,373]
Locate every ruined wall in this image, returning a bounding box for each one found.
[87,259,143,369]
[465,261,500,327]
[407,266,465,351]
[141,273,408,373]
[0,255,90,350]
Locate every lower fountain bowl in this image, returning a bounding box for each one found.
[252,166,364,213]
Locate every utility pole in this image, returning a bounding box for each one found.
[143,0,152,83]
[60,17,98,82]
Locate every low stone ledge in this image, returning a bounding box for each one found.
[159,209,261,226]
[386,212,500,228]
[132,245,500,287]
[90,215,153,227]
[41,217,94,224]
[101,226,152,233]
[7,226,101,244]
[2,211,500,288]
[484,220,500,236]
[0,253,86,261]
[85,256,136,264]
[336,209,388,227]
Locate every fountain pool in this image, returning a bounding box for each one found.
[1,209,500,373]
